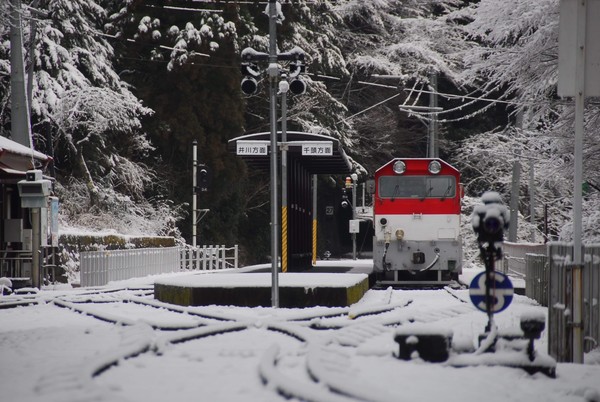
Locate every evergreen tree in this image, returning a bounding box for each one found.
[0,0,179,236]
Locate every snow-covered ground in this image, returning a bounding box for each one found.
[1,262,599,402]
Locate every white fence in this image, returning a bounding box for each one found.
[500,241,547,278]
[80,245,238,287]
[180,245,239,271]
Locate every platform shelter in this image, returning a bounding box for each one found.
[228,131,352,271]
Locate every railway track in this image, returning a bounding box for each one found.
[2,285,480,401]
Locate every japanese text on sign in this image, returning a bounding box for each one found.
[237,140,269,155]
[301,141,333,156]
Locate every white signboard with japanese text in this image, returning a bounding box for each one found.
[298,141,333,156]
[236,140,269,156]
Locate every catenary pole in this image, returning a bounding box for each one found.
[572,0,586,364]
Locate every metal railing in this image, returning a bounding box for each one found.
[180,245,238,271]
[0,250,33,278]
[546,243,600,362]
[80,245,239,287]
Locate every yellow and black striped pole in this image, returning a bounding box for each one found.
[281,80,288,273]
[312,175,317,266]
[282,205,288,272]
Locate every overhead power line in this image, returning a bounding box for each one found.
[143,5,223,13]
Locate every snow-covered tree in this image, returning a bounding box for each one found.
[52,86,153,204]
[0,0,181,236]
[454,0,600,242]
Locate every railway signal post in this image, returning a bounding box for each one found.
[239,0,307,307]
[471,192,511,336]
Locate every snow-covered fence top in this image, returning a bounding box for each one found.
[80,245,239,287]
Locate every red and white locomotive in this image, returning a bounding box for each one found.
[372,158,463,285]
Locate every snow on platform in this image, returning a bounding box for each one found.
[154,272,370,308]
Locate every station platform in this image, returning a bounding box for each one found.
[154,259,374,308]
[153,260,525,308]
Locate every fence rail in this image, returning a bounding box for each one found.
[80,245,238,287]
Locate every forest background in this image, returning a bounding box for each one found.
[1,0,599,265]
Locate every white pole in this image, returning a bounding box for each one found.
[192,140,197,247]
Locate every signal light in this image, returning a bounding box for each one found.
[241,77,259,95]
[289,78,306,95]
[196,164,210,193]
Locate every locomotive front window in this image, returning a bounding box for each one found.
[378,176,456,199]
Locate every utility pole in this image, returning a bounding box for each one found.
[571,0,586,364]
[9,0,32,148]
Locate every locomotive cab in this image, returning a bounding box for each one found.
[373,158,463,285]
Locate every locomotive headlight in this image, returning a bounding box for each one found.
[428,160,442,175]
[393,160,406,174]
[395,229,404,240]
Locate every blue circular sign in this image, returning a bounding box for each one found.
[469,271,514,313]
